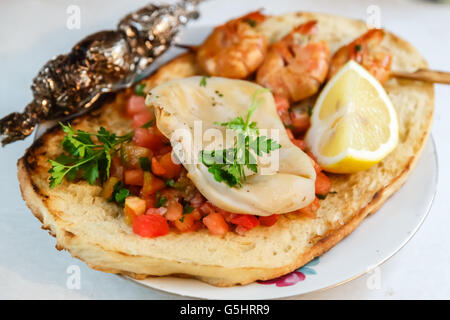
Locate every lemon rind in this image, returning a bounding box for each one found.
[306,60,399,169]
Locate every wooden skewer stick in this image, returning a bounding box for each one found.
[391,69,450,84]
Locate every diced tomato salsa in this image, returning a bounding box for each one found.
[102,92,332,238]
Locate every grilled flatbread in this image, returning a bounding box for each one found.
[18,12,433,286]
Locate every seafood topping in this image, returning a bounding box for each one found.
[256,20,330,102]
[328,29,392,84]
[196,11,268,79]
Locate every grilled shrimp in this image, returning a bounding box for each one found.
[328,29,392,84]
[256,21,330,102]
[196,11,268,79]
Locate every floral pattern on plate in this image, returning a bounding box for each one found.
[258,257,320,287]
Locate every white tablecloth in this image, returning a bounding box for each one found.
[0,0,449,299]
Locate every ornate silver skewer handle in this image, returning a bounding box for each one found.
[0,0,203,145]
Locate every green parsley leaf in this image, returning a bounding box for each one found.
[165,179,175,187]
[246,89,269,125]
[179,204,195,222]
[114,188,130,205]
[54,154,75,165]
[183,205,194,214]
[155,193,167,208]
[141,118,155,128]
[48,160,69,188]
[307,105,313,117]
[214,116,245,132]
[200,89,281,188]
[48,123,133,188]
[199,76,207,87]
[139,157,151,171]
[135,83,146,96]
[109,181,130,206]
[83,160,99,185]
[355,44,362,52]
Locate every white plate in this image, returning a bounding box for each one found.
[125,9,438,299]
[128,136,437,299]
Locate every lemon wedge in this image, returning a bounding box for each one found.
[305,60,399,173]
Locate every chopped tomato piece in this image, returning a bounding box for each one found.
[190,209,202,220]
[154,145,173,156]
[217,209,236,223]
[141,171,165,196]
[165,201,183,221]
[126,95,147,117]
[133,127,165,150]
[315,171,332,196]
[132,214,169,238]
[230,214,260,230]
[124,196,147,225]
[127,185,141,196]
[133,111,154,129]
[100,176,120,200]
[158,152,182,179]
[141,193,157,209]
[125,196,147,215]
[297,197,320,219]
[174,213,196,232]
[204,203,235,222]
[259,214,279,227]
[190,192,205,208]
[203,212,229,236]
[199,202,214,215]
[192,220,204,231]
[159,188,180,203]
[124,169,144,186]
[145,207,167,215]
[151,157,167,176]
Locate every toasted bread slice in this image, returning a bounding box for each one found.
[17,12,433,286]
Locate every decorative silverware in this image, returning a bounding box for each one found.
[0,0,203,145]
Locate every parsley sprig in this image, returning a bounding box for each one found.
[155,192,167,208]
[48,123,133,188]
[109,181,130,206]
[135,83,147,96]
[199,76,208,87]
[200,89,281,188]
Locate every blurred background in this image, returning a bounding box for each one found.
[0,0,449,299]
